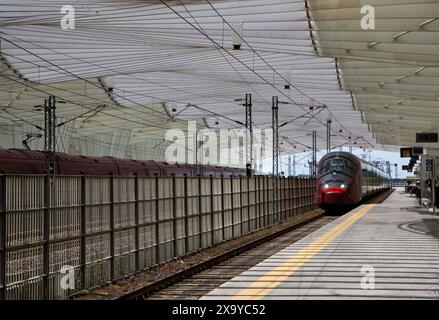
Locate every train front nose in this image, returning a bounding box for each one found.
[320,183,351,205]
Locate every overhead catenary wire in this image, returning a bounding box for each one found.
[0,1,382,155]
[157,0,373,148]
[0,33,186,122]
[1,28,344,149]
[204,0,375,148]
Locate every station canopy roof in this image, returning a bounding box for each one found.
[0,0,437,163]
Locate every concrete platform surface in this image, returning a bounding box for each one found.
[202,189,439,300]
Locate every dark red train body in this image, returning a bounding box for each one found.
[316,152,391,209]
[0,149,248,177]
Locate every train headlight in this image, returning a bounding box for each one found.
[323,184,329,189]
[341,184,346,189]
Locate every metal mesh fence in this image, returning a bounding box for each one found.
[0,174,317,300]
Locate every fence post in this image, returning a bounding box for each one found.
[309,178,312,210]
[230,177,235,239]
[286,177,289,217]
[134,175,140,272]
[282,177,288,220]
[263,177,267,227]
[0,176,6,300]
[109,176,115,281]
[221,177,225,241]
[184,177,189,254]
[299,177,303,213]
[210,177,214,245]
[198,176,203,249]
[80,175,86,289]
[291,177,295,216]
[239,177,243,236]
[285,178,289,219]
[296,177,300,213]
[279,178,283,221]
[300,177,304,213]
[172,176,177,259]
[43,175,50,299]
[257,177,261,229]
[253,178,257,229]
[155,177,160,265]
[289,177,293,217]
[314,177,317,209]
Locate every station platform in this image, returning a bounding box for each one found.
[202,189,439,300]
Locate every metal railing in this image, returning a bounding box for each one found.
[0,174,317,300]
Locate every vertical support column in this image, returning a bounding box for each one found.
[293,153,296,177]
[327,119,332,153]
[109,176,115,280]
[245,93,253,177]
[44,96,57,176]
[288,156,292,177]
[43,95,57,299]
[0,175,6,300]
[272,96,279,223]
[134,175,140,271]
[155,177,160,264]
[80,175,86,289]
[43,98,51,298]
[43,174,50,299]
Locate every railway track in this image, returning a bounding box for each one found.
[115,189,394,300]
[117,214,336,300]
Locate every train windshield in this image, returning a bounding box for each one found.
[319,158,353,177]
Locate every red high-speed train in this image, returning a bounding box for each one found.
[316,152,391,209]
[0,149,248,177]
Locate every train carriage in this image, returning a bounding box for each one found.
[0,149,248,177]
